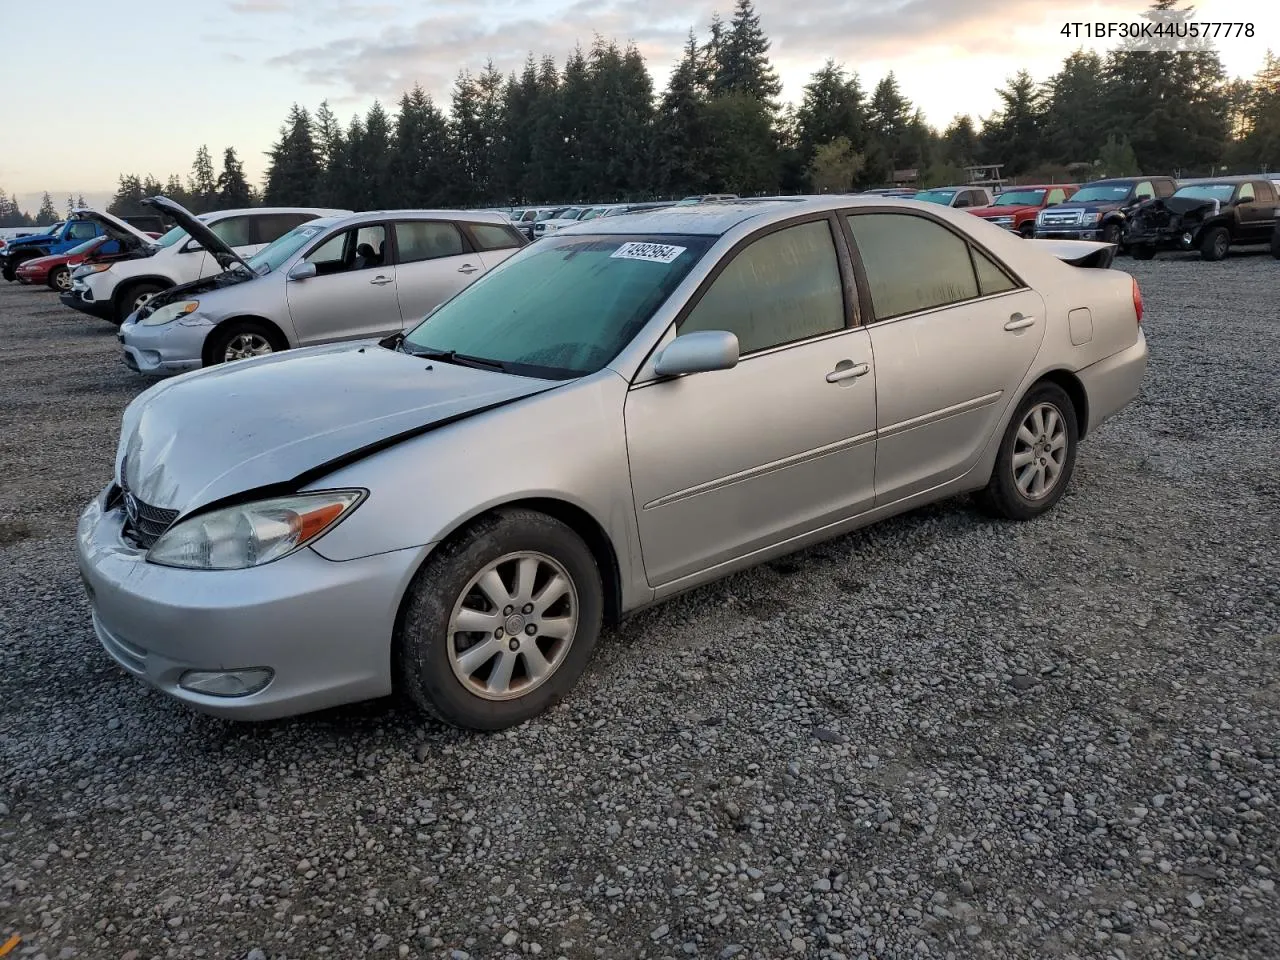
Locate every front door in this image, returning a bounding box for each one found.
[390,220,486,326]
[845,210,1046,504]
[286,223,402,344]
[624,218,877,587]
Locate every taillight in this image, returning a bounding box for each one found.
[1132,276,1143,325]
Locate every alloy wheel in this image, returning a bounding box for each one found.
[133,291,157,313]
[1012,402,1068,500]
[446,551,578,701]
[223,333,274,362]
[54,270,71,291]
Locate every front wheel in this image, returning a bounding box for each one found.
[397,508,603,730]
[205,320,283,366]
[115,282,166,325]
[1101,222,1123,245]
[975,383,1078,521]
[2,263,16,282]
[48,266,71,291]
[1200,226,1230,261]
[1018,222,1035,239]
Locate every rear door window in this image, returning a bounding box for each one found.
[393,221,467,264]
[210,216,255,248]
[253,213,315,245]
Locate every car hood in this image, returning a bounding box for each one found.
[75,209,156,246]
[133,267,257,320]
[1042,200,1126,215]
[142,195,254,273]
[18,250,80,269]
[970,204,1035,218]
[116,343,559,515]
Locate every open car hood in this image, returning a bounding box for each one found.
[142,195,255,273]
[73,209,156,246]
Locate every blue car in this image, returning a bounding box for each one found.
[1,212,162,282]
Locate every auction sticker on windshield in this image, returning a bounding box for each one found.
[610,242,687,264]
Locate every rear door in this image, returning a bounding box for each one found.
[462,221,526,271]
[390,220,487,326]
[1236,181,1275,242]
[844,209,1046,504]
[285,222,401,344]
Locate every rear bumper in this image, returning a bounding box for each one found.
[1079,331,1148,435]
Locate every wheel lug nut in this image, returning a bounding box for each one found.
[503,605,514,616]
[508,638,520,651]
[494,628,504,639]
[522,603,533,615]
[526,624,537,635]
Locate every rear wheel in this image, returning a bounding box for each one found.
[205,319,284,366]
[115,282,166,325]
[976,382,1078,521]
[48,266,71,291]
[397,508,603,730]
[1200,226,1230,261]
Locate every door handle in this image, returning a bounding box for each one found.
[369,275,393,286]
[458,264,480,275]
[826,361,870,383]
[1004,314,1036,331]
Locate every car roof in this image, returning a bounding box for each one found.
[917,185,986,191]
[562,196,950,237]
[1000,184,1075,190]
[294,209,513,230]
[199,206,350,220]
[1178,176,1264,185]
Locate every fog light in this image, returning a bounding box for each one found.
[178,668,274,697]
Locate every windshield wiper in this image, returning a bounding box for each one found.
[402,346,509,372]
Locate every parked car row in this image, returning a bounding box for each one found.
[71,195,1148,730]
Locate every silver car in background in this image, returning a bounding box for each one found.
[118,207,527,375]
[78,198,1146,730]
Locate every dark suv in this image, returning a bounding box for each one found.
[1127,176,1279,261]
[1033,177,1178,245]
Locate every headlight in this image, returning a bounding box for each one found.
[1082,212,1102,224]
[139,300,199,326]
[1036,211,1047,224]
[147,490,365,570]
[81,262,114,274]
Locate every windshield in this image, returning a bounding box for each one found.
[558,208,585,220]
[1071,184,1133,202]
[993,189,1046,206]
[578,208,606,221]
[534,209,563,221]
[401,233,713,379]
[914,190,956,205]
[152,224,189,248]
[246,223,328,274]
[64,237,105,257]
[1173,184,1236,202]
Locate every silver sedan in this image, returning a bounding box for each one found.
[77,197,1147,729]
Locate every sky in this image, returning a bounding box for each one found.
[1,0,1273,212]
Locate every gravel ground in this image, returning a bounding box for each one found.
[1,251,1277,960]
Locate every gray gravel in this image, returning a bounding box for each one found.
[1,251,1278,960]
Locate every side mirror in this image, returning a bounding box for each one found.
[288,260,317,281]
[181,239,203,253]
[654,330,740,377]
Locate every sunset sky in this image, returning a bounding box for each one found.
[1,0,1273,211]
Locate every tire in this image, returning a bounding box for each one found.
[1131,245,1155,261]
[115,282,166,325]
[397,508,604,730]
[2,264,14,283]
[975,382,1079,522]
[1272,231,1280,260]
[205,319,285,366]
[1018,222,1035,239]
[1200,226,1229,262]
[1101,222,1122,245]
[48,266,71,292]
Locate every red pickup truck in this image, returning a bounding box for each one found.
[966,184,1079,237]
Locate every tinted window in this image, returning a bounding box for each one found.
[66,221,97,241]
[394,221,465,264]
[467,223,523,251]
[971,247,1017,296]
[401,233,713,379]
[847,213,979,319]
[305,225,387,275]
[679,220,845,355]
[254,213,313,245]
[210,216,255,248]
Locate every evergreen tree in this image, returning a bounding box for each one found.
[703,92,780,193]
[36,192,58,224]
[216,147,254,208]
[390,85,456,206]
[264,104,321,206]
[711,0,781,105]
[795,60,867,178]
[0,191,34,227]
[1239,53,1280,168]
[560,48,593,199]
[656,33,711,196]
[450,71,487,203]
[526,55,565,202]
[65,195,75,214]
[360,101,394,207]
[979,70,1044,174]
[1042,51,1106,165]
[190,145,217,211]
[1097,134,1142,176]
[76,194,87,209]
[941,115,978,167]
[864,73,913,184]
